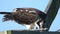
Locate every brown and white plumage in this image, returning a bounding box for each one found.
[0,8,46,29]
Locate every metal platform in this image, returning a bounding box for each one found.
[8,30,60,34]
[0,30,60,34]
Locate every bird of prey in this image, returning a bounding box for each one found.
[0,8,47,30]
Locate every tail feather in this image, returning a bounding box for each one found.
[0,12,11,14]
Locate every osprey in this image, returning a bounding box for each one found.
[0,8,46,30]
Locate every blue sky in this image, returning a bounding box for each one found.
[0,0,60,31]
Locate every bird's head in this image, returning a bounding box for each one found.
[3,14,13,22]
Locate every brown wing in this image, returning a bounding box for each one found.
[12,8,39,25]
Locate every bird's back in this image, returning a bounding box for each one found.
[12,8,39,25]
